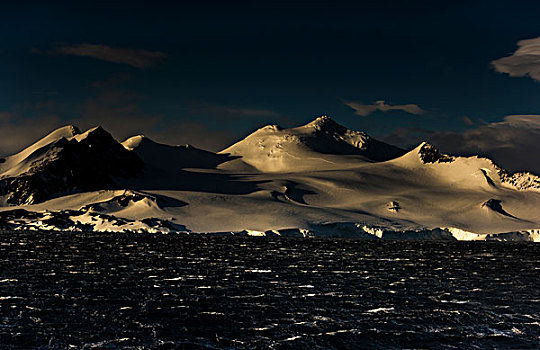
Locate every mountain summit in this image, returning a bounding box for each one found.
[304,115,348,133]
[0,126,142,204]
[220,116,405,172]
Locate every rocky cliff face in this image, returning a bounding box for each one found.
[417,143,454,164]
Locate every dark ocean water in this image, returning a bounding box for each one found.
[0,232,538,349]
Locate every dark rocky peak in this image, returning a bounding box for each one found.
[0,126,144,205]
[417,142,454,164]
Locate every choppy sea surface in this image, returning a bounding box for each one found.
[0,232,538,349]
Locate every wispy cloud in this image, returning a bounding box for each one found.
[428,115,540,174]
[378,114,540,174]
[344,100,425,116]
[74,89,163,139]
[0,82,251,155]
[76,91,232,150]
[491,36,540,82]
[39,44,168,68]
[76,92,235,151]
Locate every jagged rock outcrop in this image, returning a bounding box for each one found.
[495,165,540,191]
[417,143,454,164]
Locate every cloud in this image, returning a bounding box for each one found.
[491,36,540,82]
[75,89,162,138]
[0,102,237,156]
[379,127,434,146]
[0,75,275,155]
[0,83,253,156]
[344,100,425,116]
[43,44,168,68]
[427,115,540,174]
[74,90,236,151]
[72,87,267,150]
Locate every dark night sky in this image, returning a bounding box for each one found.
[2,0,540,172]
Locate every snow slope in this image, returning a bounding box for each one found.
[122,135,233,171]
[0,125,80,178]
[1,117,539,241]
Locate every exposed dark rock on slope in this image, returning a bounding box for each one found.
[0,127,143,205]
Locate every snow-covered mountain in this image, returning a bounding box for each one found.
[219,116,405,172]
[1,117,539,241]
[0,126,142,205]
